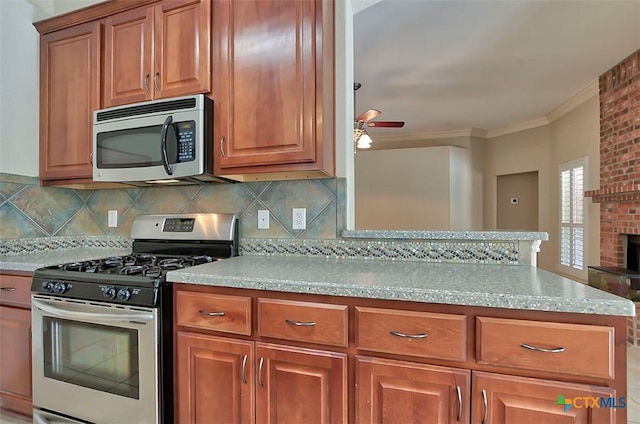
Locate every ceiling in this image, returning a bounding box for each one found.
[353,0,640,143]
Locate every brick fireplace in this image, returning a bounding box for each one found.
[586,49,640,345]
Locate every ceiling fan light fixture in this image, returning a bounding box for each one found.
[356,132,372,149]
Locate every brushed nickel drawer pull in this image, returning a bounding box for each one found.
[285,319,316,327]
[520,342,565,353]
[390,330,427,339]
[143,74,150,93]
[0,287,16,292]
[258,357,264,387]
[199,310,225,317]
[220,136,226,157]
[456,386,462,422]
[481,389,488,424]
[153,72,160,92]
[241,354,248,384]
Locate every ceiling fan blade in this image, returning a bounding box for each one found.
[355,109,381,123]
[367,121,405,128]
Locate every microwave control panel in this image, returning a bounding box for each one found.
[176,121,196,162]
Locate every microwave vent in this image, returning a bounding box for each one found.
[96,97,198,122]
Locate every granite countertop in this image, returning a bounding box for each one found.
[167,255,636,316]
[341,229,549,241]
[0,248,132,272]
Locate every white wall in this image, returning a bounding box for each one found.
[0,0,43,176]
[355,145,478,230]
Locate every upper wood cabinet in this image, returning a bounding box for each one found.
[212,0,335,181]
[103,0,211,108]
[39,22,101,183]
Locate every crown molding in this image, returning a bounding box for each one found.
[485,117,550,139]
[545,79,599,123]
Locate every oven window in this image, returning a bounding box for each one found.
[43,317,140,399]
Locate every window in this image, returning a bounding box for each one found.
[559,158,587,277]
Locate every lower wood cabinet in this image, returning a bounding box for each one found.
[0,272,32,417]
[472,371,617,424]
[356,356,470,424]
[176,331,347,424]
[173,284,627,424]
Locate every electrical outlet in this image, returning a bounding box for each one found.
[258,209,270,229]
[292,208,306,230]
[108,210,118,228]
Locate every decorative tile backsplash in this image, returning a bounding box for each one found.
[0,173,345,240]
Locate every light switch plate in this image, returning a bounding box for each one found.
[258,210,270,229]
[108,210,118,228]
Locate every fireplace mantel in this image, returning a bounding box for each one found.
[585,183,640,203]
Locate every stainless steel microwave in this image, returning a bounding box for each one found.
[93,94,225,185]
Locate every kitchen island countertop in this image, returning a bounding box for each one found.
[167,255,635,316]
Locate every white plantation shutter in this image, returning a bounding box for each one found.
[560,160,586,274]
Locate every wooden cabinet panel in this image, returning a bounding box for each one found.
[175,290,251,335]
[255,342,347,424]
[154,0,211,99]
[356,306,467,361]
[212,0,334,179]
[472,371,616,424]
[176,331,254,424]
[258,298,348,347]
[39,21,100,182]
[0,274,31,308]
[103,6,153,107]
[0,306,32,416]
[477,317,615,380]
[356,355,470,424]
[103,0,210,108]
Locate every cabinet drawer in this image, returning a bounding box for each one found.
[476,317,615,380]
[356,307,467,361]
[0,274,31,308]
[257,298,348,347]
[175,290,251,335]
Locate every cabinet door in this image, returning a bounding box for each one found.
[103,6,154,107]
[40,22,100,181]
[213,0,333,174]
[356,356,470,424]
[0,306,32,416]
[154,0,211,99]
[256,342,347,424]
[473,372,617,424]
[176,331,254,424]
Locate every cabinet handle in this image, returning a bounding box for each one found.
[258,357,264,387]
[519,342,565,353]
[481,389,488,424]
[0,287,16,292]
[199,310,225,317]
[285,319,316,327]
[154,72,160,92]
[90,152,93,166]
[144,74,150,93]
[220,136,226,157]
[390,330,427,339]
[241,354,248,384]
[456,386,462,422]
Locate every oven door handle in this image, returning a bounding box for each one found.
[32,298,154,323]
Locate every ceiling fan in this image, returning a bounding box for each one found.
[353,82,405,149]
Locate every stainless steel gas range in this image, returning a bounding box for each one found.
[30,213,238,424]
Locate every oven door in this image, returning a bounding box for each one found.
[32,295,159,424]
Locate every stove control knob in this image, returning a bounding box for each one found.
[117,288,131,302]
[42,281,54,293]
[53,282,68,294]
[104,286,117,300]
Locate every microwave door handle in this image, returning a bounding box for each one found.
[32,298,154,323]
[160,115,174,175]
